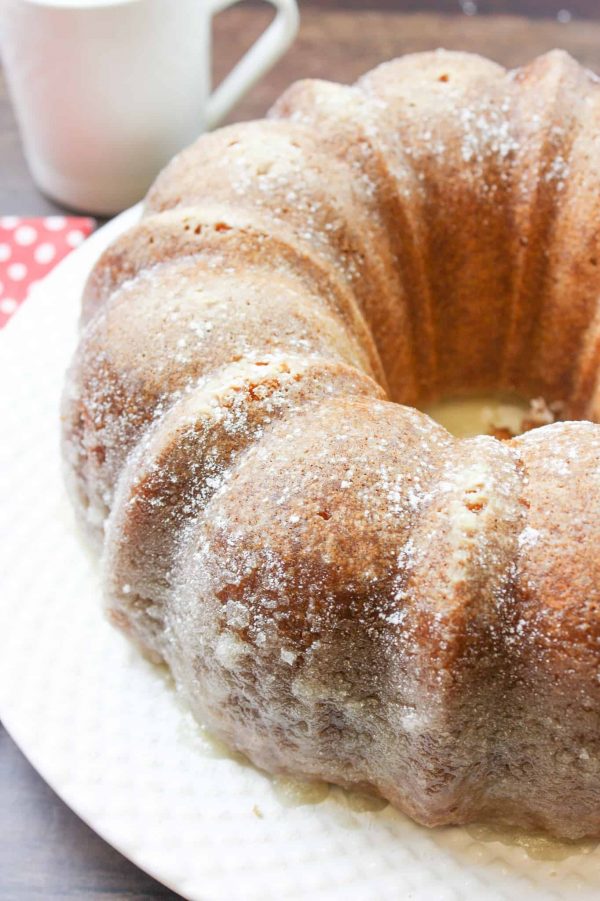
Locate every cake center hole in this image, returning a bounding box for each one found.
[424,394,562,439]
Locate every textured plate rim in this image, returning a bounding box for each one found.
[0,205,599,901]
[0,203,193,899]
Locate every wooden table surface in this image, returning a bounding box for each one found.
[2,3,600,898]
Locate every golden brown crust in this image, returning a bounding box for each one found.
[61,49,600,839]
[103,357,384,657]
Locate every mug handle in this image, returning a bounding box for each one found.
[205,0,299,130]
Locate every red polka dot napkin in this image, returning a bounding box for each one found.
[0,215,95,329]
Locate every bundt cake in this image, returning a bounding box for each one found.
[62,49,600,840]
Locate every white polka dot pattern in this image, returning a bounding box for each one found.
[14,225,38,246]
[44,216,67,231]
[7,262,27,281]
[0,215,19,229]
[34,243,56,265]
[0,206,599,899]
[66,229,85,247]
[0,215,95,328]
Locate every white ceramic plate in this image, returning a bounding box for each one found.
[1,207,599,901]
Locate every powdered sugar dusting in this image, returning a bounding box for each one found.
[61,49,600,840]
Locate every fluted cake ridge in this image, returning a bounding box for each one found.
[62,49,600,839]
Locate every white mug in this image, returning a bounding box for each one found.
[0,0,299,214]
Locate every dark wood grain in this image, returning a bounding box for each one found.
[3,5,600,214]
[212,5,600,129]
[301,0,600,18]
[2,4,600,898]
